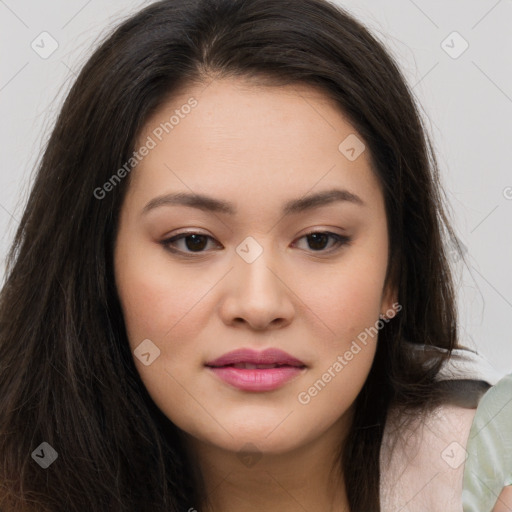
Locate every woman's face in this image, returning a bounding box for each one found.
[114,77,397,457]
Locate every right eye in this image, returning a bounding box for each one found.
[161,232,222,255]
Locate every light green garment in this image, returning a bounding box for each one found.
[463,373,512,512]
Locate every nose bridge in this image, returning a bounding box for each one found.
[234,234,282,297]
[219,234,294,329]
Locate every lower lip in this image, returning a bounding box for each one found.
[207,366,305,391]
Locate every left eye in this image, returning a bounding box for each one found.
[161,231,350,255]
[294,231,350,252]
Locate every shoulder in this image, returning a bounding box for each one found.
[380,402,477,512]
[463,374,512,511]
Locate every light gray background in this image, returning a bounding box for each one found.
[1,0,511,376]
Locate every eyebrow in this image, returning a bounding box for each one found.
[141,188,365,217]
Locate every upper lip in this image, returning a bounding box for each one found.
[205,348,306,368]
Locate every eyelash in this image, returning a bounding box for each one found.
[160,230,351,257]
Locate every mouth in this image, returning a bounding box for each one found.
[205,348,307,392]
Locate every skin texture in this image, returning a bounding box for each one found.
[493,487,512,512]
[114,77,398,512]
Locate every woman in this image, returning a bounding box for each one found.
[0,0,506,510]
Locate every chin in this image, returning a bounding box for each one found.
[190,423,304,456]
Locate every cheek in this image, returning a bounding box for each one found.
[114,249,207,427]
[294,258,386,346]
[293,272,381,434]
[297,341,377,421]
[115,242,209,349]
[289,248,386,408]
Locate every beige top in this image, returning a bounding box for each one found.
[379,346,504,511]
[380,403,477,511]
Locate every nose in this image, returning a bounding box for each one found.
[217,245,295,331]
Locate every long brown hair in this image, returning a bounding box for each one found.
[0,0,487,510]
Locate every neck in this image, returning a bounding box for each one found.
[183,415,352,512]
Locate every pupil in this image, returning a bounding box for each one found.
[186,234,207,251]
[308,233,328,250]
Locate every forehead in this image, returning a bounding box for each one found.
[129,78,383,212]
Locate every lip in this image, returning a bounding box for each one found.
[205,348,307,392]
[206,348,306,368]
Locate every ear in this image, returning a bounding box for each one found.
[380,279,399,319]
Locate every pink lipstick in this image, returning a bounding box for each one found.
[205,348,306,392]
